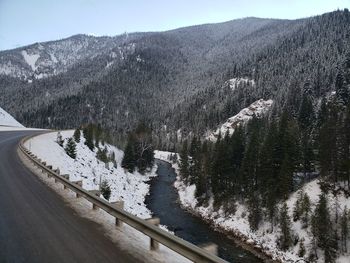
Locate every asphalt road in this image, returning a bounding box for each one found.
[0,130,138,263]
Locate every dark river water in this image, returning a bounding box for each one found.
[145,159,262,263]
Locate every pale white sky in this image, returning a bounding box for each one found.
[0,0,349,50]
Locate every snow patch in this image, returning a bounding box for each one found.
[227,77,255,91]
[21,50,40,71]
[207,99,273,141]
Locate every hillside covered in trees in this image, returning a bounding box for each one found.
[176,56,350,262]
[0,10,349,148]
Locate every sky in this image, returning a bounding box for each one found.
[0,0,349,51]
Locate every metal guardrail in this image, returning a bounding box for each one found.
[18,134,228,263]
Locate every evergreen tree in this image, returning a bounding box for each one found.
[298,238,306,257]
[65,137,77,159]
[301,192,311,228]
[94,124,102,148]
[293,190,303,221]
[298,94,314,131]
[73,128,81,143]
[314,193,332,248]
[259,120,278,224]
[239,116,260,198]
[100,180,111,201]
[196,141,209,199]
[247,193,262,231]
[335,71,348,106]
[314,193,337,262]
[96,146,108,163]
[279,202,293,250]
[189,136,201,185]
[83,125,94,151]
[279,154,294,200]
[179,140,190,182]
[121,135,136,173]
[318,102,338,183]
[340,207,348,253]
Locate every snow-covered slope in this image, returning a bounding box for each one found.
[0,107,24,127]
[176,179,350,262]
[25,130,156,219]
[0,34,136,81]
[206,99,273,141]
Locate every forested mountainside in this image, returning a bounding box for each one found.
[173,52,350,262]
[0,10,349,143]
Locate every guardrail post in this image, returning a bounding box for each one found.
[111,201,124,226]
[199,243,218,256]
[89,190,101,209]
[46,165,53,178]
[41,162,46,172]
[62,174,69,189]
[146,217,160,250]
[53,169,60,182]
[72,180,83,198]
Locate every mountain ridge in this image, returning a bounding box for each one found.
[0,10,349,142]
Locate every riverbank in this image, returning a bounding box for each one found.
[154,151,286,263]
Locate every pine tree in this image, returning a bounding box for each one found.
[293,190,303,221]
[335,71,348,106]
[298,238,306,257]
[73,128,81,143]
[239,116,260,198]
[338,105,350,188]
[179,140,190,183]
[279,202,293,250]
[259,120,278,225]
[247,193,262,231]
[83,125,94,151]
[314,193,337,261]
[65,137,77,159]
[121,135,136,173]
[318,102,338,184]
[325,231,338,263]
[279,154,294,200]
[301,192,311,228]
[340,207,348,253]
[100,180,111,201]
[298,94,314,131]
[196,141,209,199]
[314,193,332,248]
[94,124,102,148]
[96,146,108,163]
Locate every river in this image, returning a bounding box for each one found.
[145,159,263,263]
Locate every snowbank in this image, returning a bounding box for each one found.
[25,130,156,219]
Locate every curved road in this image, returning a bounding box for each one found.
[0,130,137,263]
